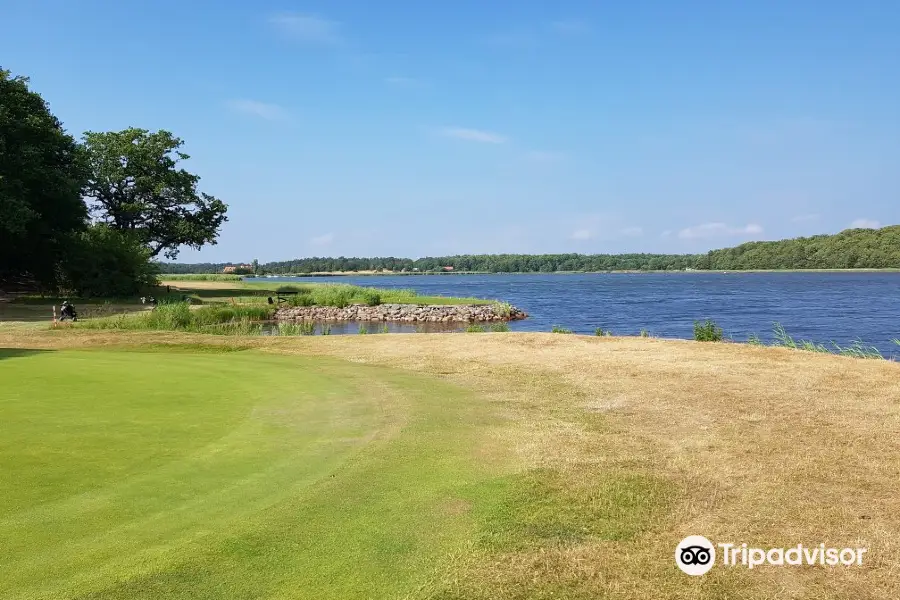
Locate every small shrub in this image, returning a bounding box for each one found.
[309,285,355,308]
[799,340,829,353]
[274,323,304,336]
[693,319,723,342]
[288,294,315,307]
[466,323,486,333]
[490,322,510,332]
[492,301,513,318]
[321,324,331,335]
[832,340,883,359]
[747,333,763,346]
[357,289,382,306]
[551,325,573,334]
[380,324,390,334]
[639,329,650,338]
[594,328,612,337]
[772,323,796,348]
[297,321,316,335]
[358,324,368,335]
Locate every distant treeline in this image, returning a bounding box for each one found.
[158,226,900,274]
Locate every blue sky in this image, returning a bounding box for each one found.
[3,0,898,261]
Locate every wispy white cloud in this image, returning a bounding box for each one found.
[269,13,343,45]
[678,222,763,240]
[440,127,508,144]
[227,99,290,121]
[550,19,590,35]
[791,213,820,223]
[621,226,643,237]
[571,229,593,241]
[310,233,335,246]
[850,218,881,229]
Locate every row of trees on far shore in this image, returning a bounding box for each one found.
[1,67,227,295]
[159,224,900,275]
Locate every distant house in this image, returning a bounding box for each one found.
[442,266,454,271]
[223,264,253,274]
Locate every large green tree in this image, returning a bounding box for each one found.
[82,128,227,259]
[0,68,88,285]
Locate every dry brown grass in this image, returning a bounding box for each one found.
[3,328,898,598]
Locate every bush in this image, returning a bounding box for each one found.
[309,284,355,308]
[60,225,158,297]
[466,323,486,333]
[358,289,382,306]
[693,319,723,342]
[490,322,510,332]
[288,294,315,307]
[551,325,573,334]
[594,328,613,337]
[492,301,513,317]
[79,302,274,333]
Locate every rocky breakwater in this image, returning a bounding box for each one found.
[275,303,527,323]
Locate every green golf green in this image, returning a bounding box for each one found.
[0,348,497,599]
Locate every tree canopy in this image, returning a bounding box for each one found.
[2,66,228,294]
[0,68,87,285]
[703,225,900,270]
[161,225,900,274]
[82,128,228,260]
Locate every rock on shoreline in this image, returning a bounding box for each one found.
[275,303,527,323]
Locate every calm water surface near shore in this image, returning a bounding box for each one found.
[251,273,900,353]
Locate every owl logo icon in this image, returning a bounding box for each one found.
[676,535,716,575]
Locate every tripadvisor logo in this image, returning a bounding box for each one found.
[676,535,716,576]
[675,536,868,576]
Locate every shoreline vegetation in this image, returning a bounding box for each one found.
[25,280,892,361]
[6,280,893,360]
[157,225,900,275]
[158,268,900,281]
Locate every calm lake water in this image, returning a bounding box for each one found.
[251,273,900,353]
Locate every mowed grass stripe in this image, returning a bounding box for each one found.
[0,350,499,599]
